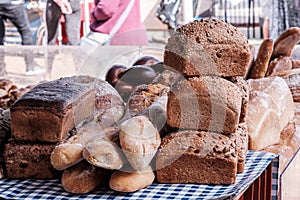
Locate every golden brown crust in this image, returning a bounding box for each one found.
[272,27,300,59]
[266,56,292,77]
[248,39,273,79]
[61,161,111,194]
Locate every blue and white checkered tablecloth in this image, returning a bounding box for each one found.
[0,150,278,200]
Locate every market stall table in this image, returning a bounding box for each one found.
[0,151,279,200]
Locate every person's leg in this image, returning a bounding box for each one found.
[64,0,81,45]
[46,0,62,45]
[0,17,5,45]
[0,17,6,76]
[6,3,33,45]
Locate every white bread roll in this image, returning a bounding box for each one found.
[247,77,295,150]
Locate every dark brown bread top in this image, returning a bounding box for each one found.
[12,76,96,111]
[12,76,122,112]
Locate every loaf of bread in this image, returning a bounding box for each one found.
[156,130,237,184]
[167,76,243,134]
[247,77,295,150]
[164,19,251,77]
[0,108,10,178]
[4,139,61,179]
[283,73,300,102]
[10,76,124,142]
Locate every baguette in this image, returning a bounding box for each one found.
[248,39,273,79]
[272,27,300,59]
[83,127,126,170]
[50,121,104,170]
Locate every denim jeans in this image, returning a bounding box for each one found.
[0,3,33,45]
[46,0,81,45]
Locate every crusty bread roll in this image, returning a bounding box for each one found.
[266,56,292,77]
[61,161,111,194]
[109,165,155,192]
[247,77,295,150]
[119,116,161,171]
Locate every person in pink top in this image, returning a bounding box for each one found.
[90,0,148,45]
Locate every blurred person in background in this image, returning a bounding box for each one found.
[46,0,81,45]
[0,0,45,76]
[90,0,148,45]
[263,0,300,39]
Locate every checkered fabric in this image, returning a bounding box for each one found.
[0,151,278,200]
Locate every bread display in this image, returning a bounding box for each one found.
[2,18,300,197]
[246,77,294,150]
[156,130,237,184]
[167,76,243,134]
[164,19,251,77]
[4,139,61,179]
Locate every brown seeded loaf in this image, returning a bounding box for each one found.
[156,130,237,184]
[234,123,248,173]
[167,76,243,134]
[164,19,251,77]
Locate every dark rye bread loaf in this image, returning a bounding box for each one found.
[156,130,237,184]
[164,19,251,77]
[4,139,61,179]
[0,108,11,178]
[167,76,243,134]
[10,76,124,143]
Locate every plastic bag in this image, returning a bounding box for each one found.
[155,0,181,29]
